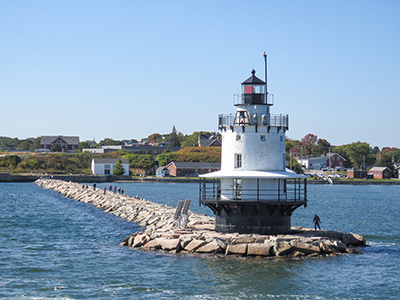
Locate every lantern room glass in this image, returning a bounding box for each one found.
[242,84,265,94]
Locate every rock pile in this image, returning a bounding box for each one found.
[36,179,366,258]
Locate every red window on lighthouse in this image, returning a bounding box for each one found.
[244,86,254,94]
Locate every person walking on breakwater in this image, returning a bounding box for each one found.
[313,214,321,230]
[103,186,107,195]
[93,183,96,190]
[109,184,112,191]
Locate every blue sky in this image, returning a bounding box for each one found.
[1,1,399,149]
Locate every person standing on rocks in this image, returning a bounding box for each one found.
[93,183,96,190]
[313,214,321,230]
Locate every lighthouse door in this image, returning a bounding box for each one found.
[233,179,242,200]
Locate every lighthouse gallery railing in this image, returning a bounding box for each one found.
[218,113,289,128]
[199,178,307,203]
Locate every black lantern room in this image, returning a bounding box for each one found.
[240,69,268,105]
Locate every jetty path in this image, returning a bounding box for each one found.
[36,179,366,258]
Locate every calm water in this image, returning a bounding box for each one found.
[0,182,399,299]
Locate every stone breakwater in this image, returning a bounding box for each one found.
[36,179,366,258]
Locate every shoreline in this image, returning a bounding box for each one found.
[35,178,366,258]
[2,173,400,185]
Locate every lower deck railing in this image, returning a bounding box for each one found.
[199,178,307,203]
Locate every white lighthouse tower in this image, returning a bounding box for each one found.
[199,54,307,235]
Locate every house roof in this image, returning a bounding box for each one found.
[369,167,391,172]
[92,158,129,164]
[305,157,327,164]
[167,162,221,169]
[306,153,346,163]
[198,134,221,147]
[40,135,79,145]
[156,166,169,172]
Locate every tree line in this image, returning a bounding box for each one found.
[286,133,400,175]
[1,130,399,176]
[0,147,221,175]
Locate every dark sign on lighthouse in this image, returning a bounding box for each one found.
[199,54,307,235]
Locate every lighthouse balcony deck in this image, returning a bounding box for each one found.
[218,113,289,129]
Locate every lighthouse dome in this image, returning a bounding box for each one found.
[241,69,265,85]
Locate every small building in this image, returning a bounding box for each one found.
[303,153,346,170]
[156,166,170,177]
[166,162,221,177]
[347,169,368,179]
[40,136,79,152]
[91,158,129,176]
[82,148,105,154]
[368,167,391,179]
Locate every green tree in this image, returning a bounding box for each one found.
[285,138,303,158]
[79,141,93,151]
[333,141,375,169]
[155,147,221,165]
[0,155,21,168]
[286,153,302,173]
[0,137,18,150]
[315,138,331,156]
[29,137,41,152]
[147,133,162,144]
[375,149,400,176]
[123,154,155,169]
[169,125,181,147]
[27,159,40,169]
[18,139,33,150]
[156,151,179,166]
[113,158,125,175]
[50,143,62,152]
[100,138,121,146]
[181,132,199,147]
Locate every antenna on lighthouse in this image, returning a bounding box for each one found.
[263,51,267,95]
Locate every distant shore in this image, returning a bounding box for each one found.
[1,173,399,185]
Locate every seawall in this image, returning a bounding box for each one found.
[0,173,199,183]
[1,174,138,183]
[35,179,366,258]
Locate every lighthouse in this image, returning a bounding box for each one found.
[199,54,307,235]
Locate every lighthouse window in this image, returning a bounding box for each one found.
[236,134,241,141]
[260,135,266,141]
[235,154,242,168]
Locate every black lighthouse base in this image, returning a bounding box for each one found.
[202,201,306,235]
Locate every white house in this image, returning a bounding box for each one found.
[91,158,129,175]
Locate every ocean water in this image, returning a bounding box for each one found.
[0,182,399,299]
